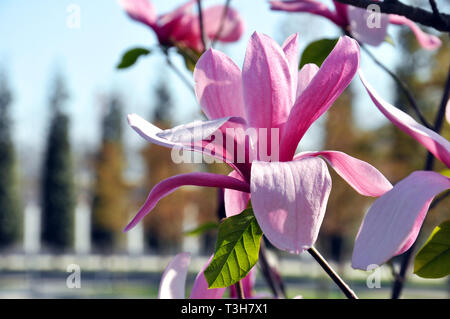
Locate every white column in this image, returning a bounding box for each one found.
[127,219,144,255]
[182,203,200,254]
[24,202,41,254]
[75,200,91,254]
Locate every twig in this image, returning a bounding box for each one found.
[163,51,196,97]
[212,0,232,46]
[258,240,286,298]
[234,281,245,299]
[196,0,208,52]
[391,65,450,299]
[307,247,358,299]
[335,0,450,32]
[361,44,433,129]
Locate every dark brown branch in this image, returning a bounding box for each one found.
[308,247,358,299]
[212,0,232,46]
[360,44,432,129]
[335,0,450,32]
[391,65,450,299]
[196,0,208,52]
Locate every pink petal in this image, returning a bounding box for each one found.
[280,36,360,161]
[294,151,393,196]
[190,255,226,299]
[158,252,191,299]
[282,33,300,101]
[389,15,442,50]
[124,172,250,231]
[202,5,245,42]
[119,0,157,27]
[127,114,252,178]
[359,71,450,168]
[352,171,450,270]
[270,0,346,26]
[194,49,246,120]
[224,170,250,217]
[242,32,294,130]
[250,158,332,254]
[348,6,389,46]
[296,63,319,99]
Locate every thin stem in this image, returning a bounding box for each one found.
[234,280,245,299]
[212,0,232,46]
[391,65,450,299]
[361,44,433,129]
[196,0,208,52]
[307,247,358,299]
[164,52,196,97]
[258,240,286,298]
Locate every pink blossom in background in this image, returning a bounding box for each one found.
[351,71,450,270]
[158,253,256,299]
[119,0,244,51]
[125,32,392,255]
[270,0,441,50]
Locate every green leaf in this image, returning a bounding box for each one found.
[414,220,450,278]
[184,221,219,236]
[204,208,263,288]
[299,38,339,69]
[440,169,450,178]
[117,48,151,69]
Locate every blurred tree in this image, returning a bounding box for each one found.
[0,71,21,249]
[91,94,128,252]
[41,74,75,251]
[140,80,186,252]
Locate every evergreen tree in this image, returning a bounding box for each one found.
[0,71,21,249]
[91,95,128,252]
[41,74,75,251]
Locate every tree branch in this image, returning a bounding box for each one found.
[335,0,450,32]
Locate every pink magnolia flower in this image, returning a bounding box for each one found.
[270,0,441,50]
[158,253,254,298]
[119,0,244,51]
[351,71,450,270]
[125,32,393,254]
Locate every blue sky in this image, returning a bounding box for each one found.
[0,0,403,162]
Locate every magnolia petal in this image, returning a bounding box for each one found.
[352,171,450,270]
[270,0,345,26]
[280,36,359,161]
[202,5,245,42]
[282,33,300,100]
[296,63,319,99]
[194,49,245,120]
[224,170,250,217]
[124,172,250,231]
[251,158,332,254]
[294,151,392,197]
[190,255,226,299]
[389,15,441,50]
[158,252,191,299]
[119,0,157,27]
[242,32,294,129]
[127,113,252,176]
[359,71,450,168]
[348,6,389,46]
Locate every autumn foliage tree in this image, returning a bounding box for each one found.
[91,94,128,252]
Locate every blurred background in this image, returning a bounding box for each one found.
[0,0,448,298]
